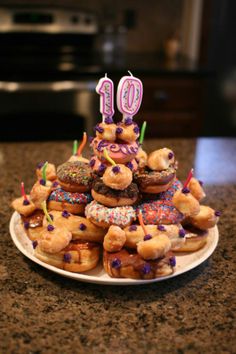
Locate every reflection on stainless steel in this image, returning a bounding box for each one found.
[194,138,236,184]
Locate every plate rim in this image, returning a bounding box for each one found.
[9,211,219,285]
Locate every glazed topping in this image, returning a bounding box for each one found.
[147,148,175,171]
[57,161,92,187]
[102,164,133,190]
[137,234,171,260]
[38,227,72,254]
[95,122,117,142]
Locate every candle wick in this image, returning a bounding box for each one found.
[105,73,107,78]
[128,70,133,76]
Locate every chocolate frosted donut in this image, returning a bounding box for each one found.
[57,161,92,192]
[134,166,176,194]
[92,178,139,207]
[103,249,175,279]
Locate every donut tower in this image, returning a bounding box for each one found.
[11,72,221,280]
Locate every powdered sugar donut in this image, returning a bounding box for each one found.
[90,137,139,164]
[89,156,138,175]
[85,200,136,228]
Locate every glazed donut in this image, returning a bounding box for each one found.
[91,178,139,207]
[36,162,57,181]
[85,200,136,228]
[142,178,182,201]
[172,189,200,217]
[91,137,139,164]
[103,226,126,252]
[42,210,105,243]
[137,234,171,260]
[147,148,175,171]
[89,156,138,175]
[34,240,100,272]
[48,188,92,215]
[57,161,92,193]
[30,180,52,209]
[187,178,206,201]
[174,227,209,252]
[95,121,117,142]
[116,120,140,143]
[103,249,175,279]
[38,225,72,254]
[124,224,185,251]
[102,164,132,190]
[11,196,36,217]
[21,209,44,240]
[136,147,148,168]
[136,198,184,225]
[188,205,219,230]
[68,155,89,163]
[134,166,176,194]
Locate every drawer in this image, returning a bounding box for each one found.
[142,78,203,111]
[136,111,201,137]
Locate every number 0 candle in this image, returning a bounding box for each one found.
[117,71,143,121]
[96,74,114,122]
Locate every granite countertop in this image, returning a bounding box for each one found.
[0,138,235,354]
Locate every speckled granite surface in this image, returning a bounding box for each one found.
[0,138,236,354]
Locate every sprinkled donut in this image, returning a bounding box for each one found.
[90,137,139,164]
[85,200,136,228]
[136,180,183,225]
[48,188,92,215]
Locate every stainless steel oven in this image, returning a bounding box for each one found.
[0,6,99,140]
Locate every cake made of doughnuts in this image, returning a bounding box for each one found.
[11,78,221,280]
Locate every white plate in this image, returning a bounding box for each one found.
[9,211,219,285]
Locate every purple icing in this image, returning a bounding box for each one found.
[104,117,113,124]
[169,256,176,267]
[89,136,94,143]
[23,199,30,206]
[32,240,38,249]
[215,210,221,217]
[37,162,44,169]
[157,225,166,231]
[133,126,139,134]
[126,162,133,170]
[124,117,133,126]
[111,258,121,269]
[179,229,186,238]
[142,263,151,275]
[62,210,70,218]
[63,253,72,263]
[112,166,120,174]
[98,163,106,173]
[144,234,152,241]
[129,225,137,231]
[24,221,30,229]
[52,181,59,188]
[79,223,87,231]
[47,224,54,232]
[39,179,46,186]
[95,125,104,133]
[116,127,123,134]
[168,152,174,159]
[182,187,190,194]
[96,139,138,156]
[198,180,204,186]
[89,159,96,168]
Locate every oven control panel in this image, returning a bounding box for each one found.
[0,8,98,34]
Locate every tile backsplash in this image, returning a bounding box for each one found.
[0,0,184,53]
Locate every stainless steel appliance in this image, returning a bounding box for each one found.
[0,7,99,140]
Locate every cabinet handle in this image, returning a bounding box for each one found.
[154,90,169,102]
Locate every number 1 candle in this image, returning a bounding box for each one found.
[117,71,143,122]
[96,74,114,122]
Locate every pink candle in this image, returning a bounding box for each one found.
[96,74,114,122]
[117,71,143,121]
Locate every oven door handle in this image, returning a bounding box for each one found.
[0,81,97,92]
